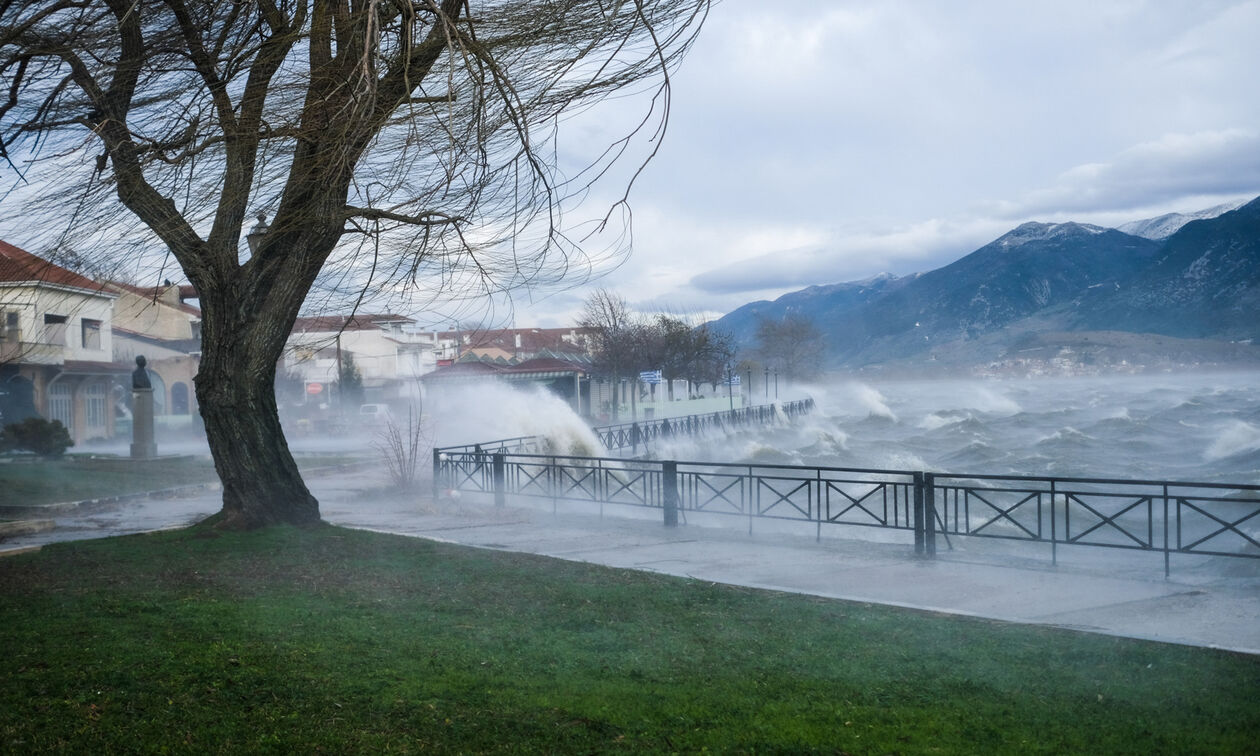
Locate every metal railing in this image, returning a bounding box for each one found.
[592,398,814,455]
[433,449,1260,576]
[928,472,1260,577]
[435,398,815,458]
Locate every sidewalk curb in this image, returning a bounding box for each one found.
[0,460,374,520]
[0,519,56,538]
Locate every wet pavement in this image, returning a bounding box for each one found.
[3,466,1258,655]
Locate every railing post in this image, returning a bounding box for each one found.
[913,472,925,555]
[631,422,640,455]
[662,460,679,527]
[492,452,506,508]
[432,448,442,501]
[924,472,937,558]
[473,444,485,490]
[1163,484,1170,579]
[1050,479,1057,567]
[550,457,559,514]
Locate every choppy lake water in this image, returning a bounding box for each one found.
[661,372,1260,485]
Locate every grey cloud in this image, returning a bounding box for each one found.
[689,248,835,294]
[1003,130,1260,217]
[688,219,1005,296]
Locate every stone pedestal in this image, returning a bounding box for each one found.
[131,388,157,459]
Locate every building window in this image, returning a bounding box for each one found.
[81,319,102,350]
[0,311,17,340]
[48,382,73,430]
[85,382,107,428]
[43,314,67,345]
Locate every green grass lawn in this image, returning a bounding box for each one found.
[0,454,362,506]
[1,525,1256,754]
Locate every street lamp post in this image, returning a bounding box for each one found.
[726,365,733,410]
[764,366,769,398]
[774,369,779,399]
[246,212,269,255]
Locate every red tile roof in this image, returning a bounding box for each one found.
[442,327,595,353]
[0,240,108,293]
[422,354,590,382]
[292,313,416,333]
[105,280,202,316]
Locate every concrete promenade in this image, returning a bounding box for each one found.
[4,466,1258,655]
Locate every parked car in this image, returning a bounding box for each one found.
[358,403,394,426]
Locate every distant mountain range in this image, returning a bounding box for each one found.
[712,196,1260,373]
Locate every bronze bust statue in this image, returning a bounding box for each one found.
[132,355,152,390]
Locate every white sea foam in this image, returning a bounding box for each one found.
[919,412,968,431]
[1104,406,1132,421]
[1037,426,1095,444]
[840,382,898,422]
[428,381,605,456]
[965,386,1022,415]
[1204,421,1260,462]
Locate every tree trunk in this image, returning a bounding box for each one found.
[194,286,321,529]
[199,375,319,529]
[610,377,619,423]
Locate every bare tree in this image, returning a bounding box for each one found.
[583,294,734,410]
[1,1,709,528]
[579,288,639,422]
[644,313,731,400]
[755,313,825,382]
[688,320,734,392]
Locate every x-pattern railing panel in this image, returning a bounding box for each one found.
[757,477,812,519]
[603,467,652,506]
[556,463,601,500]
[1063,492,1151,548]
[962,486,1043,539]
[684,471,747,514]
[449,455,489,492]
[825,482,891,526]
[1176,496,1260,555]
[512,462,551,497]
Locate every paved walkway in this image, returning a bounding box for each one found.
[4,467,1258,655]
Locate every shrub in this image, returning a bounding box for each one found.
[1,417,74,457]
[373,404,429,490]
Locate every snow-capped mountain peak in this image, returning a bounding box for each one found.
[997,221,1107,248]
[1117,200,1247,240]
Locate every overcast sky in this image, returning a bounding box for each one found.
[503,0,1260,328]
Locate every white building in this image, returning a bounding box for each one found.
[283,313,436,408]
[0,240,123,443]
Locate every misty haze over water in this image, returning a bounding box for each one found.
[77,372,1258,488]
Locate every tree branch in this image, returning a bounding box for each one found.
[343,205,464,226]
